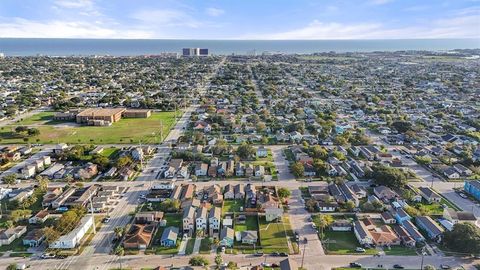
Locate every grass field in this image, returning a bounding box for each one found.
[234,215,258,232]
[258,217,290,253]
[223,200,244,215]
[185,238,196,255]
[322,231,377,255]
[0,111,177,144]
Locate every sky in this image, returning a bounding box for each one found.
[0,0,479,39]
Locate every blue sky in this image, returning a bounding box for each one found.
[0,0,479,39]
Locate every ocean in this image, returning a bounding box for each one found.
[0,38,479,56]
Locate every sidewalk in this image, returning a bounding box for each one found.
[177,238,188,255]
[192,237,202,254]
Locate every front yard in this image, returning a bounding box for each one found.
[150,213,182,255]
[322,231,377,255]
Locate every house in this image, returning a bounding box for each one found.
[392,208,411,224]
[393,225,416,247]
[22,229,45,247]
[374,186,397,201]
[21,165,36,179]
[0,226,27,246]
[160,226,178,247]
[134,211,164,224]
[331,220,352,231]
[257,146,268,158]
[245,184,256,200]
[208,207,221,237]
[49,215,93,249]
[265,207,283,222]
[29,209,49,224]
[123,223,156,249]
[464,180,480,201]
[219,227,234,247]
[240,230,258,244]
[53,143,68,154]
[370,225,400,246]
[453,164,472,176]
[208,165,218,178]
[304,163,316,177]
[195,206,208,234]
[235,162,245,176]
[280,258,298,270]
[245,164,254,177]
[402,220,425,242]
[223,184,235,200]
[417,187,441,203]
[443,209,476,224]
[234,184,245,200]
[381,212,396,224]
[74,162,98,180]
[443,167,460,179]
[350,184,367,198]
[353,220,373,245]
[254,165,265,177]
[415,216,444,241]
[182,206,196,236]
[195,163,208,176]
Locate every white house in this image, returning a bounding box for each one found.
[208,207,221,237]
[257,146,268,158]
[21,165,36,179]
[49,215,93,249]
[196,207,208,233]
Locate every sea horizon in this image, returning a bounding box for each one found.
[0,37,479,56]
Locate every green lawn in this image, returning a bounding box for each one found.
[234,215,258,232]
[322,231,377,255]
[258,217,290,253]
[151,213,182,255]
[101,147,119,158]
[185,238,196,255]
[223,200,244,215]
[199,238,212,254]
[383,246,418,256]
[0,111,177,144]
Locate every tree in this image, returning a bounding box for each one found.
[424,265,436,270]
[43,226,61,244]
[236,143,255,160]
[315,214,334,238]
[117,155,133,168]
[7,264,17,270]
[305,198,317,212]
[35,175,49,192]
[27,128,40,137]
[227,261,238,270]
[277,187,291,200]
[392,121,413,133]
[415,156,432,165]
[92,154,110,170]
[442,223,480,254]
[114,245,125,256]
[114,226,125,239]
[345,201,355,211]
[189,256,209,266]
[215,254,223,267]
[291,162,305,178]
[2,174,17,185]
[369,164,407,188]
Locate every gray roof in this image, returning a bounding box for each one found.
[161,226,178,242]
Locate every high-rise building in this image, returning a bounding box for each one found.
[182,48,209,57]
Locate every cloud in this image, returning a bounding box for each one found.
[368,0,394,5]
[243,15,480,39]
[130,9,201,28]
[206,7,224,17]
[0,17,152,39]
[53,0,94,9]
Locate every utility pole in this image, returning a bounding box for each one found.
[301,240,307,269]
[420,247,425,270]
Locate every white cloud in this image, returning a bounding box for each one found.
[0,17,152,39]
[206,7,224,17]
[368,0,394,5]
[243,14,480,40]
[54,0,94,9]
[130,9,201,28]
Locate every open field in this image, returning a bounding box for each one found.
[322,231,377,255]
[258,217,290,253]
[0,111,177,144]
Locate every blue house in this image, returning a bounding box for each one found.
[464,180,480,201]
[219,227,234,247]
[393,208,411,224]
[402,220,425,242]
[160,226,178,247]
[415,216,444,240]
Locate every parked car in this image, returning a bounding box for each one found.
[279,252,288,257]
[355,247,366,253]
[41,253,55,259]
[102,217,111,223]
[350,263,362,268]
[393,264,405,269]
[440,265,450,269]
[253,252,264,257]
[311,223,317,229]
[270,252,279,256]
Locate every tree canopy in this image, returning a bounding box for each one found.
[442,223,480,254]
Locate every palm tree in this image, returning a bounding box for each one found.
[114,226,124,240]
[316,214,334,239]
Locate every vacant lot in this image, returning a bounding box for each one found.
[258,217,290,253]
[223,200,244,215]
[0,111,176,144]
[322,231,377,255]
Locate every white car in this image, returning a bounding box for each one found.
[311,223,317,229]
